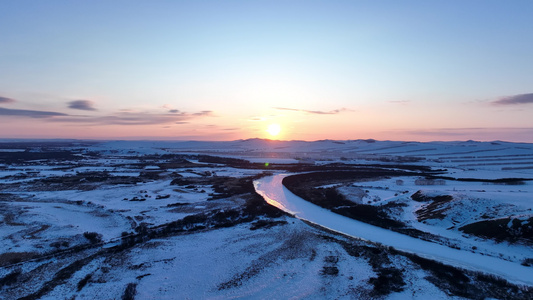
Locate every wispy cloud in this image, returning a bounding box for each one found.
[192,111,213,117]
[0,97,16,104]
[249,117,264,121]
[273,107,351,115]
[52,110,213,125]
[492,93,533,105]
[0,100,212,125]
[0,107,68,118]
[68,100,97,111]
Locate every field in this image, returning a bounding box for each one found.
[1,139,533,299]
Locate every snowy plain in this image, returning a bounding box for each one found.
[1,139,532,299]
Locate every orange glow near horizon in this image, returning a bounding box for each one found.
[1,107,533,143]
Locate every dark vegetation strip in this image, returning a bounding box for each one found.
[193,154,436,173]
[0,141,98,149]
[0,151,82,163]
[425,174,533,184]
[451,157,533,163]
[18,253,100,300]
[502,166,533,170]
[439,153,533,160]
[460,161,533,167]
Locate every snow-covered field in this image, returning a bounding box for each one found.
[0,139,532,299]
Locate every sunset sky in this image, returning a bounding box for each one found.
[1,1,533,142]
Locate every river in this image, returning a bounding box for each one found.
[254,174,533,286]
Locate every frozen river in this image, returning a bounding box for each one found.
[254,174,533,286]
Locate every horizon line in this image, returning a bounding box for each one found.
[0,137,530,145]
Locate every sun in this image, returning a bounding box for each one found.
[266,123,281,137]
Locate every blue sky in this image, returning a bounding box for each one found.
[1,1,533,141]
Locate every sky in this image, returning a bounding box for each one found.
[1,1,533,142]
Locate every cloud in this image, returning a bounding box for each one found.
[68,100,97,111]
[51,110,213,126]
[492,93,533,105]
[0,97,16,104]
[0,107,68,118]
[249,117,265,121]
[274,107,351,115]
[193,111,213,117]
[1,101,213,125]
[163,104,188,114]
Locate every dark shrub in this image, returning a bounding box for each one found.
[369,268,405,296]
[321,266,339,276]
[122,283,137,300]
[77,273,92,291]
[0,269,22,288]
[83,232,102,244]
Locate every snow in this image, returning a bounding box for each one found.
[2,138,533,298]
[32,179,206,227]
[254,174,533,286]
[84,139,533,177]
[35,222,377,300]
